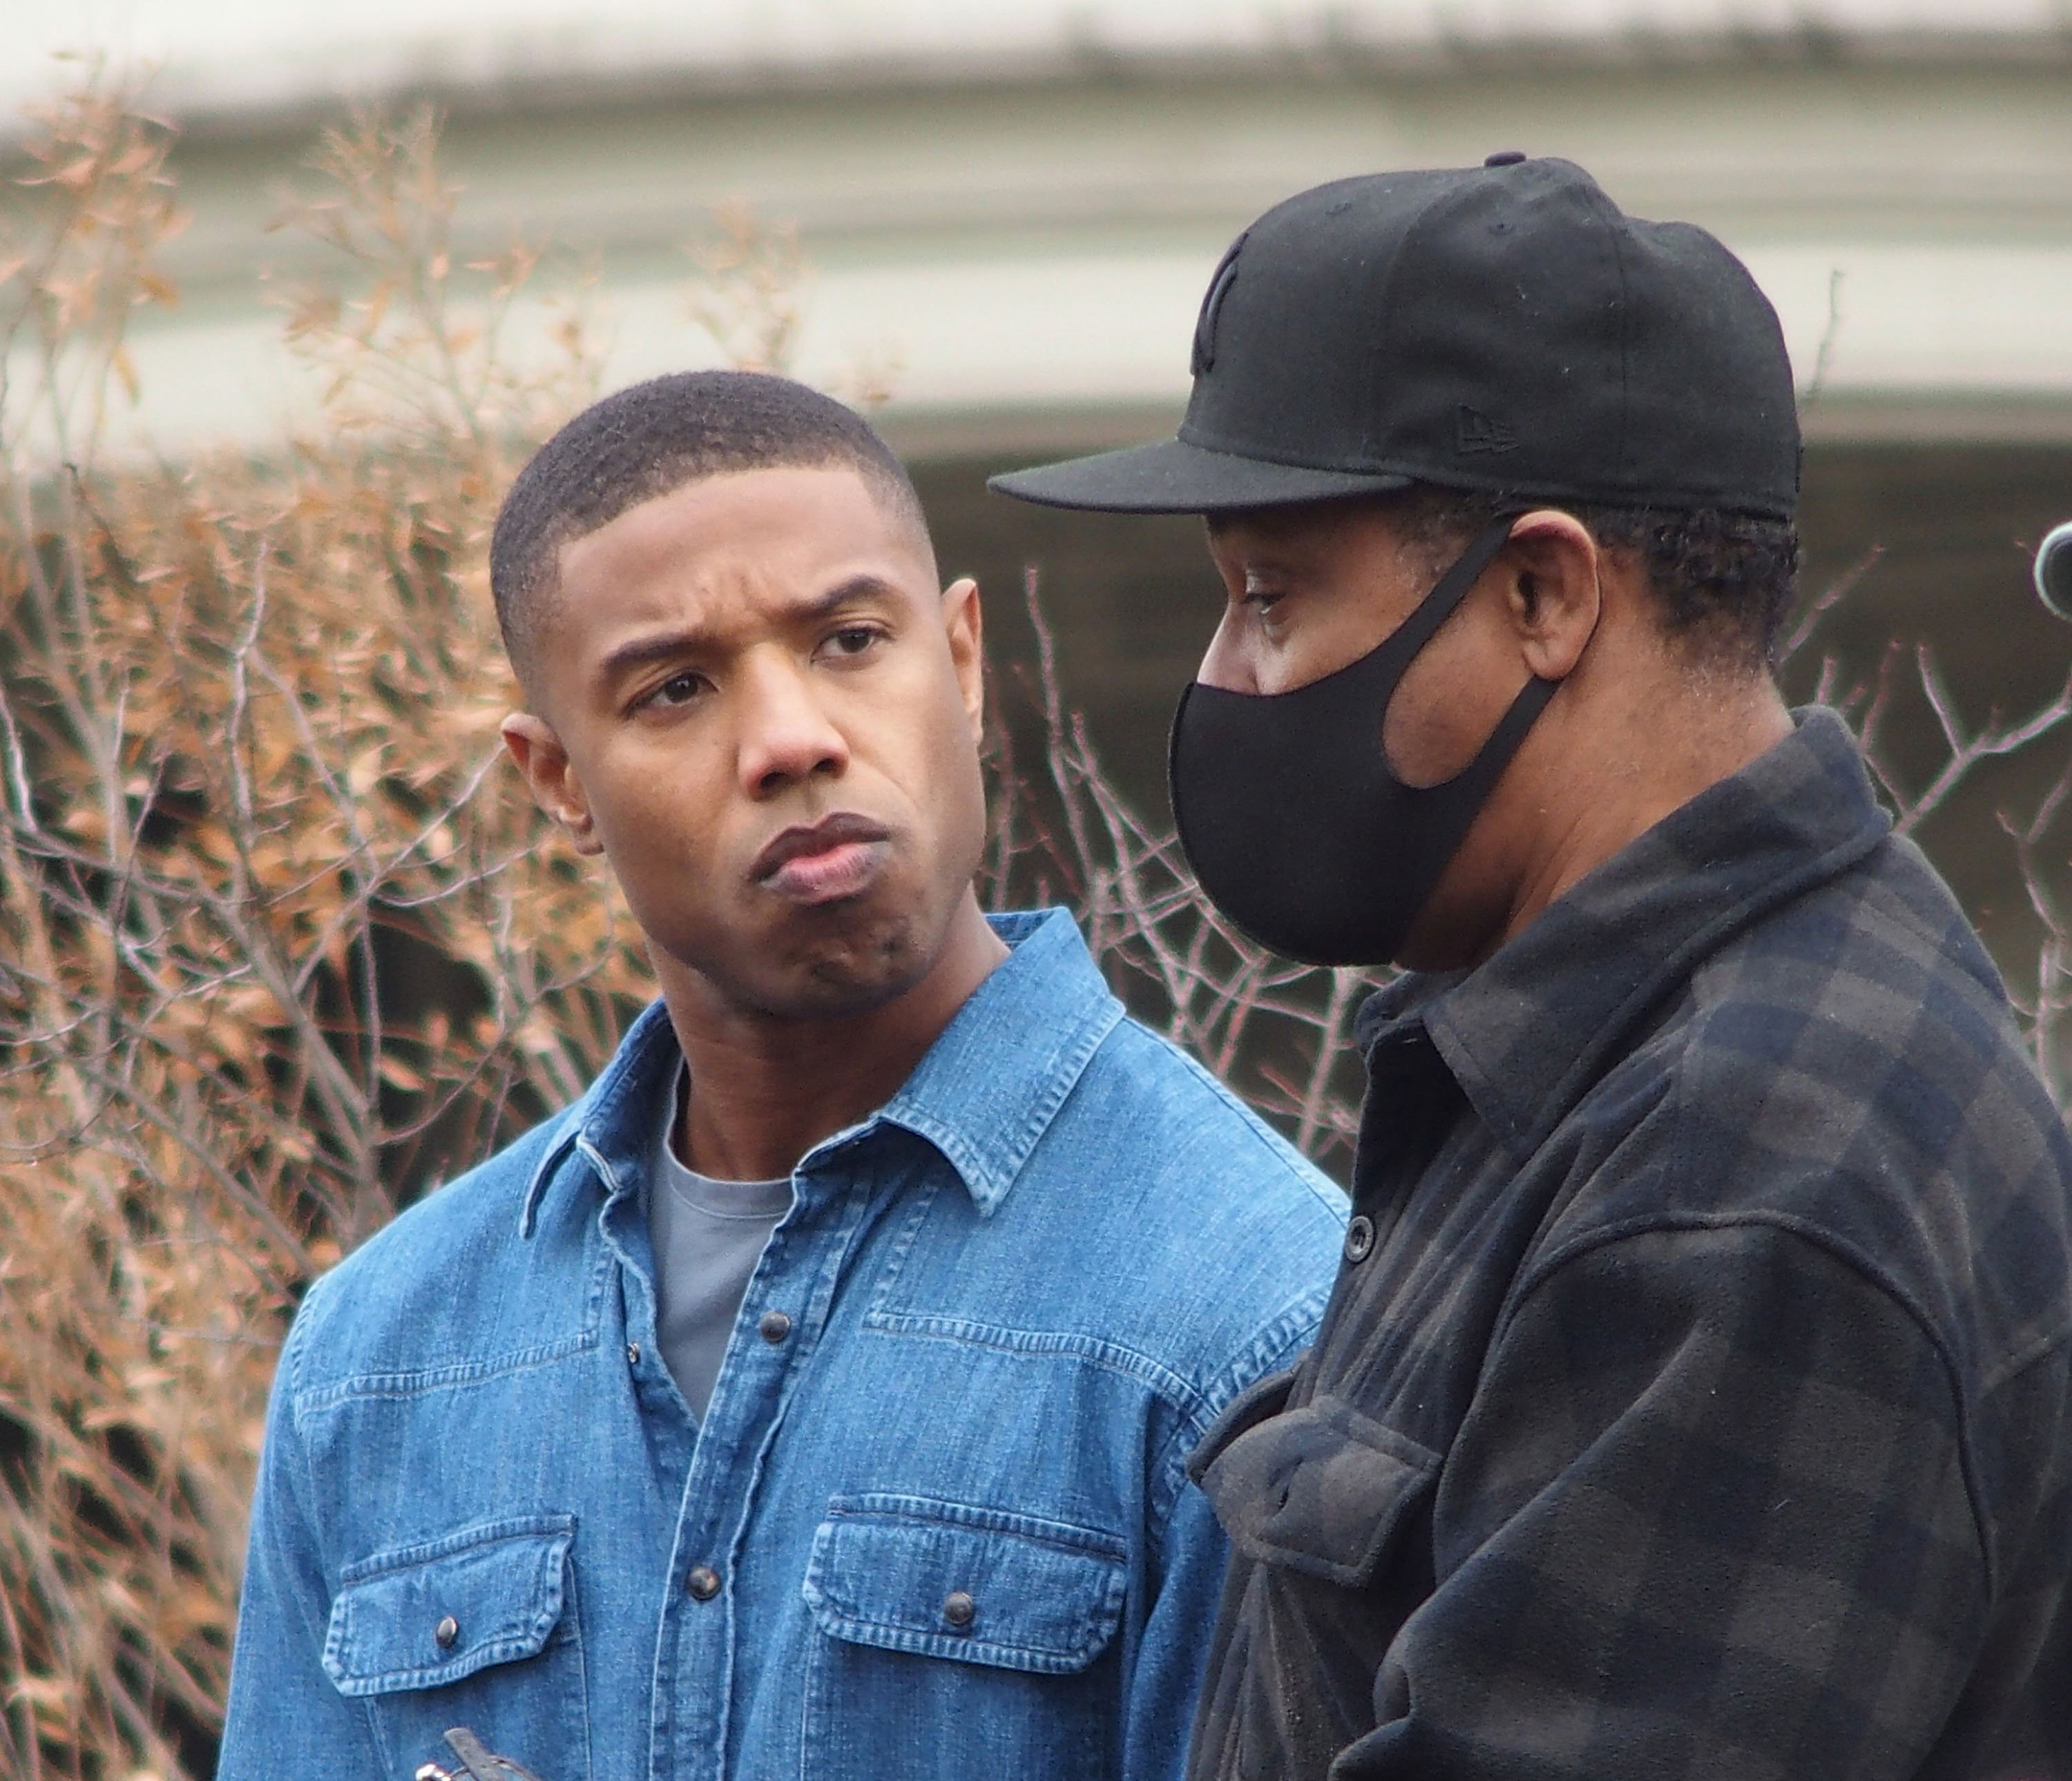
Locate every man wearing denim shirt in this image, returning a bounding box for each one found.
[218,371,1346,1781]
[997,157,2072,1778]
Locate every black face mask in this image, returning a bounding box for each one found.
[1168,515,1557,967]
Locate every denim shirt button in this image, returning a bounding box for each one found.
[434,1615,459,1649]
[942,1590,976,1630]
[686,1566,721,1601]
[758,1310,792,1343]
[626,1342,640,1367]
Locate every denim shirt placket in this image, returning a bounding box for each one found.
[584,1108,892,1781]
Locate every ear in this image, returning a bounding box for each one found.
[941,576,986,743]
[500,711,605,856]
[1496,509,1603,681]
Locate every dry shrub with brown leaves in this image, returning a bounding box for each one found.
[0,95,647,1780]
[4,86,2072,1781]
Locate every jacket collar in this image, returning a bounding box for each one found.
[520,907,1122,1235]
[1357,709,1892,1159]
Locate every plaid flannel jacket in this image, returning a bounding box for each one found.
[1186,710,2072,1781]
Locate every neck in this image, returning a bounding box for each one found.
[1500,669,1794,951]
[658,893,1008,1181]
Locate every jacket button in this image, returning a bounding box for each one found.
[942,1590,976,1630]
[686,1566,721,1601]
[434,1615,459,1649]
[758,1310,792,1343]
[1343,1215,1376,1264]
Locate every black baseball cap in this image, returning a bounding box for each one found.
[990,155,1798,519]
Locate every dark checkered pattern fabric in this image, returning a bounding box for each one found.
[1187,710,2072,1781]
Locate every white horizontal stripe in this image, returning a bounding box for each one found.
[7,0,2064,127]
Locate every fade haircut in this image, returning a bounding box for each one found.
[490,369,930,685]
[1389,485,1801,675]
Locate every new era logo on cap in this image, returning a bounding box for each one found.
[1455,406,1518,456]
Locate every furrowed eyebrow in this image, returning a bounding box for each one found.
[595,575,905,682]
[802,574,903,619]
[597,629,705,681]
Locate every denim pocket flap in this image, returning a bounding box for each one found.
[803,1495,1126,1675]
[1193,1394,1439,1588]
[323,1514,575,1697]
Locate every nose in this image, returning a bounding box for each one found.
[1195,609,1261,694]
[735,654,848,798]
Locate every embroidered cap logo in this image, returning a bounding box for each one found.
[1455,405,1519,456]
[1191,233,1247,376]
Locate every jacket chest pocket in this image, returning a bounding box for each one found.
[1190,1380,1441,1588]
[323,1514,589,1781]
[1187,1385,1442,1778]
[800,1495,1126,1781]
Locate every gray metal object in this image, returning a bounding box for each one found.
[412,1726,549,1781]
[2036,521,2072,622]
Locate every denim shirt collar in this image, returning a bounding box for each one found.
[879,909,1126,1214]
[519,907,1122,1235]
[1356,708,1892,1159]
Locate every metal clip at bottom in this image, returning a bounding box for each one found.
[412,1725,549,1781]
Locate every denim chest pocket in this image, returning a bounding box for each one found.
[800,1496,1126,1780]
[323,1514,589,1780]
[1192,1389,1441,1588]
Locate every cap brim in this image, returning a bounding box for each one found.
[987,436,1413,514]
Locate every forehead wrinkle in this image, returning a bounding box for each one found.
[550,468,935,691]
[592,572,909,683]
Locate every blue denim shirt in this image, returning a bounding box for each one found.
[220,909,1345,1781]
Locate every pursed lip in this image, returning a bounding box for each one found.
[750,812,894,885]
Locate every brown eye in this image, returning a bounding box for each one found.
[650,671,707,707]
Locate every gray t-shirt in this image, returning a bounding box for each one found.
[647,1070,793,1421]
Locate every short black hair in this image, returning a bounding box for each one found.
[490,369,929,683]
[1389,485,1801,674]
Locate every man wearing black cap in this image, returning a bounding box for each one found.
[995,157,2072,1780]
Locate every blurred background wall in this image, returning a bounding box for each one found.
[7,0,2072,959]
